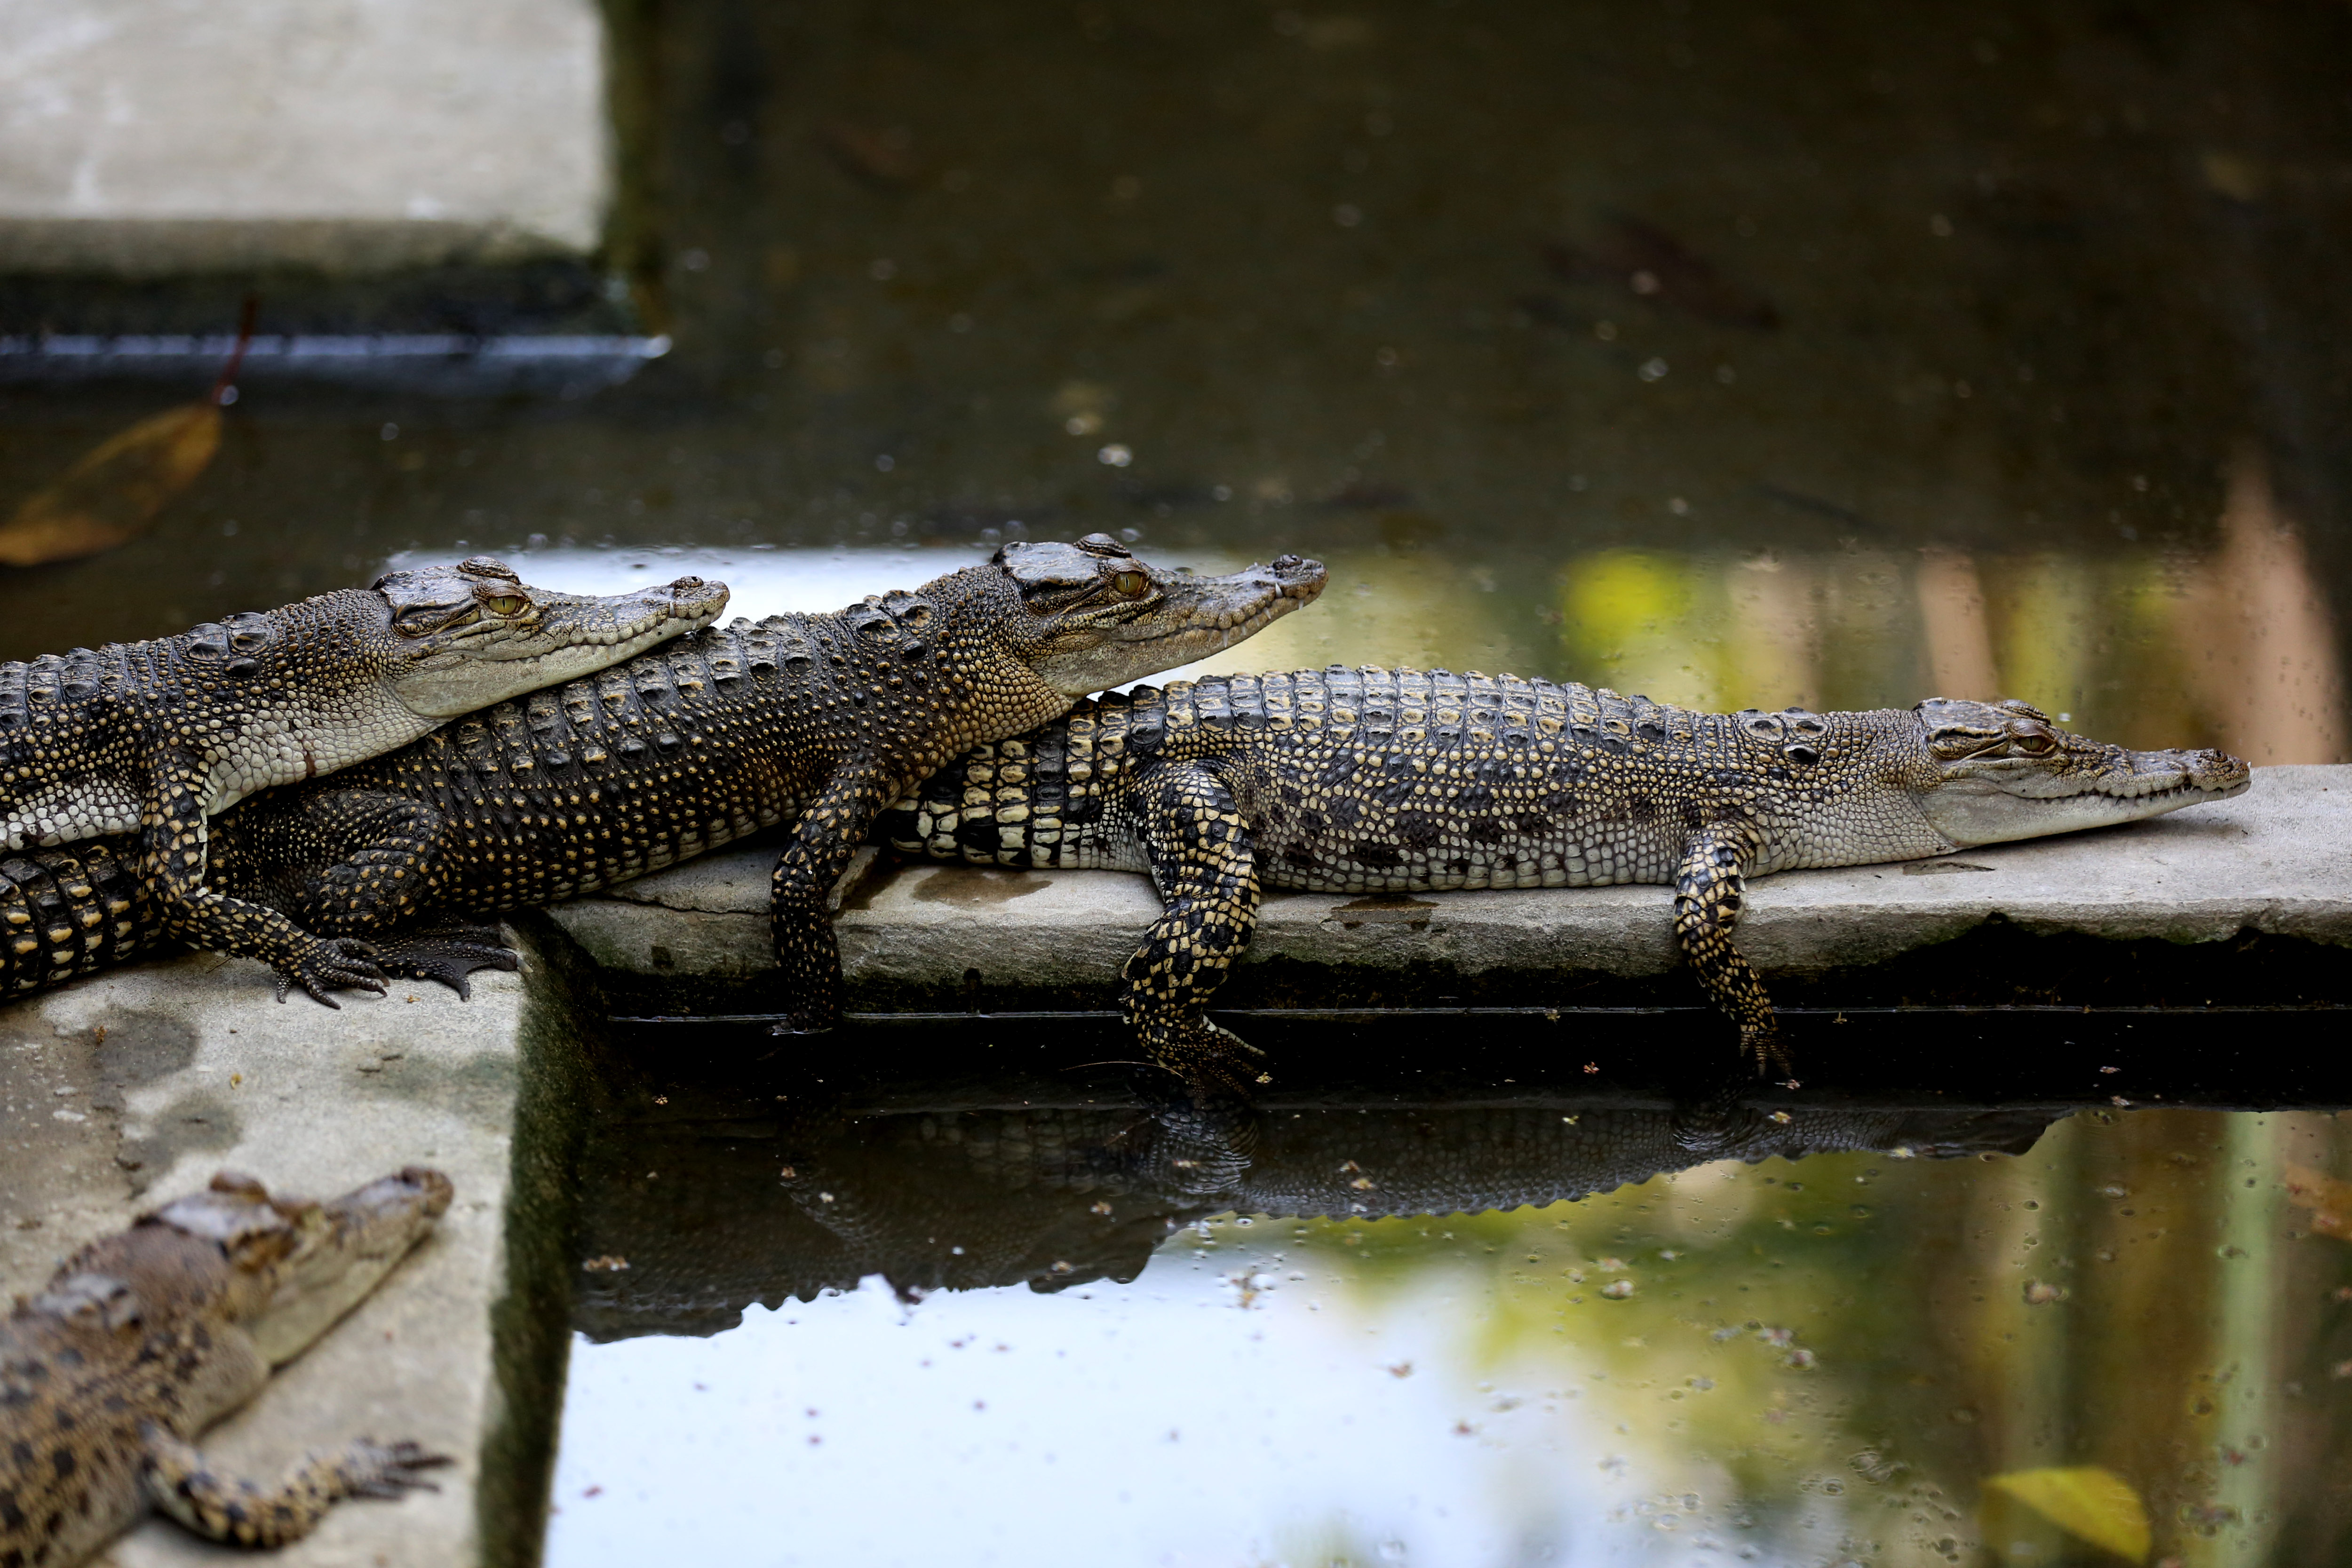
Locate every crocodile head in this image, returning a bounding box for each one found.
[992,533,1327,693]
[135,1166,453,1365]
[1907,698,2251,847]
[375,557,730,717]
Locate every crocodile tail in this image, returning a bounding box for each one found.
[0,836,161,995]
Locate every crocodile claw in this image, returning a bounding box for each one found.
[342,1437,454,1498]
[271,938,388,1008]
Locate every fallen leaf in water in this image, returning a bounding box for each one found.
[0,400,222,566]
[0,302,251,568]
[1986,1466,2150,1563]
[2285,1162,2352,1239]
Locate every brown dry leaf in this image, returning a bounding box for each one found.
[1985,1466,2151,1563]
[2284,1162,2352,1239]
[0,400,223,566]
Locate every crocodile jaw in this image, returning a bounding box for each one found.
[1028,551,1328,695]
[246,1166,453,1365]
[1914,747,2252,847]
[391,573,730,718]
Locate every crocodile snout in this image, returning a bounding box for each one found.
[1262,553,1328,598]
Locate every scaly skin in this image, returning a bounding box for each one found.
[0,1168,453,1568]
[0,559,726,1004]
[0,539,1326,1021]
[882,674,2251,1081]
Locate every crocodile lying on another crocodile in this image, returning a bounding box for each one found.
[0,539,1324,1021]
[886,674,2250,1079]
[0,559,725,1003]
[0,1167,452,1567]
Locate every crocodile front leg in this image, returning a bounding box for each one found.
[1123,762,1269,1095]
[1673,822,1786,1075]
[142,758,386,1006]
[767,766,892,1034]
[140,1419,448,1548]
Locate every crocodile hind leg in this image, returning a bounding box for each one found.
[221,788,458,939]
[215,788,508,997]
[1673,824,1788,1076]
[1122,762,1268,1096]
[142,758,385,1006]
[139,1419,449,1548]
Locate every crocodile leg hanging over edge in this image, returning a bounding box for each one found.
[1121,761,1268,1094]
[1672,821,1784,1075]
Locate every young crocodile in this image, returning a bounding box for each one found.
[0,558,726,1004]
[882,674,2251,1079]
[0,1167,453,1567]
[0,539,1325,1020]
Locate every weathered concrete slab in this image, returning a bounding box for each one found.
[0,0,608,275]
[0,932,573,1568]
[549,765,2352,995]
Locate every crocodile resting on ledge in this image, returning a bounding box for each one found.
[0,1167,452,1567]
[0,539,1324,1024]
[0,558,725,1003]
[883,673,2250,1081]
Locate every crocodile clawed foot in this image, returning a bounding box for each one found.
[1741,1024,1792,1081]
[272,939,388,1007]
[1146,1017,1271,1100]
[341,1438,454,1499]
[370,920,517,1000]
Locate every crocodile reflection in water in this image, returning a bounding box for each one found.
[573,1089,2062,1341]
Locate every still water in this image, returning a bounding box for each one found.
[3,0,2349,1562]
[543,1024,2352,1568]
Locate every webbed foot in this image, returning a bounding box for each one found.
[1144,1016,1271,1098]
[271,938,388,1007]
[370,920,518,1000]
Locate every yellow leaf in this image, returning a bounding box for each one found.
[1986,1466,2151,1563]
[0,399,223,567]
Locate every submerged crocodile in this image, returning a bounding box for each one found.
[0,1167,453,1567]
[883,675,2250,1079]
[0,539,1325,1021]
[0,559,725,1003]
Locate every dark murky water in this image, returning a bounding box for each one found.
[6,1,2351,1563]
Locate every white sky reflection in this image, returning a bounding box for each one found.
[546,1224,1835,1568]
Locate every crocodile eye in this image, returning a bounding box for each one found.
[2014,732,2056,755]
[483,595,529,615]
[1111,571,1148,597]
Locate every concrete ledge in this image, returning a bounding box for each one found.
[0,0,608,276]
[0,933,573,1567]
[548,765,2352,1001]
